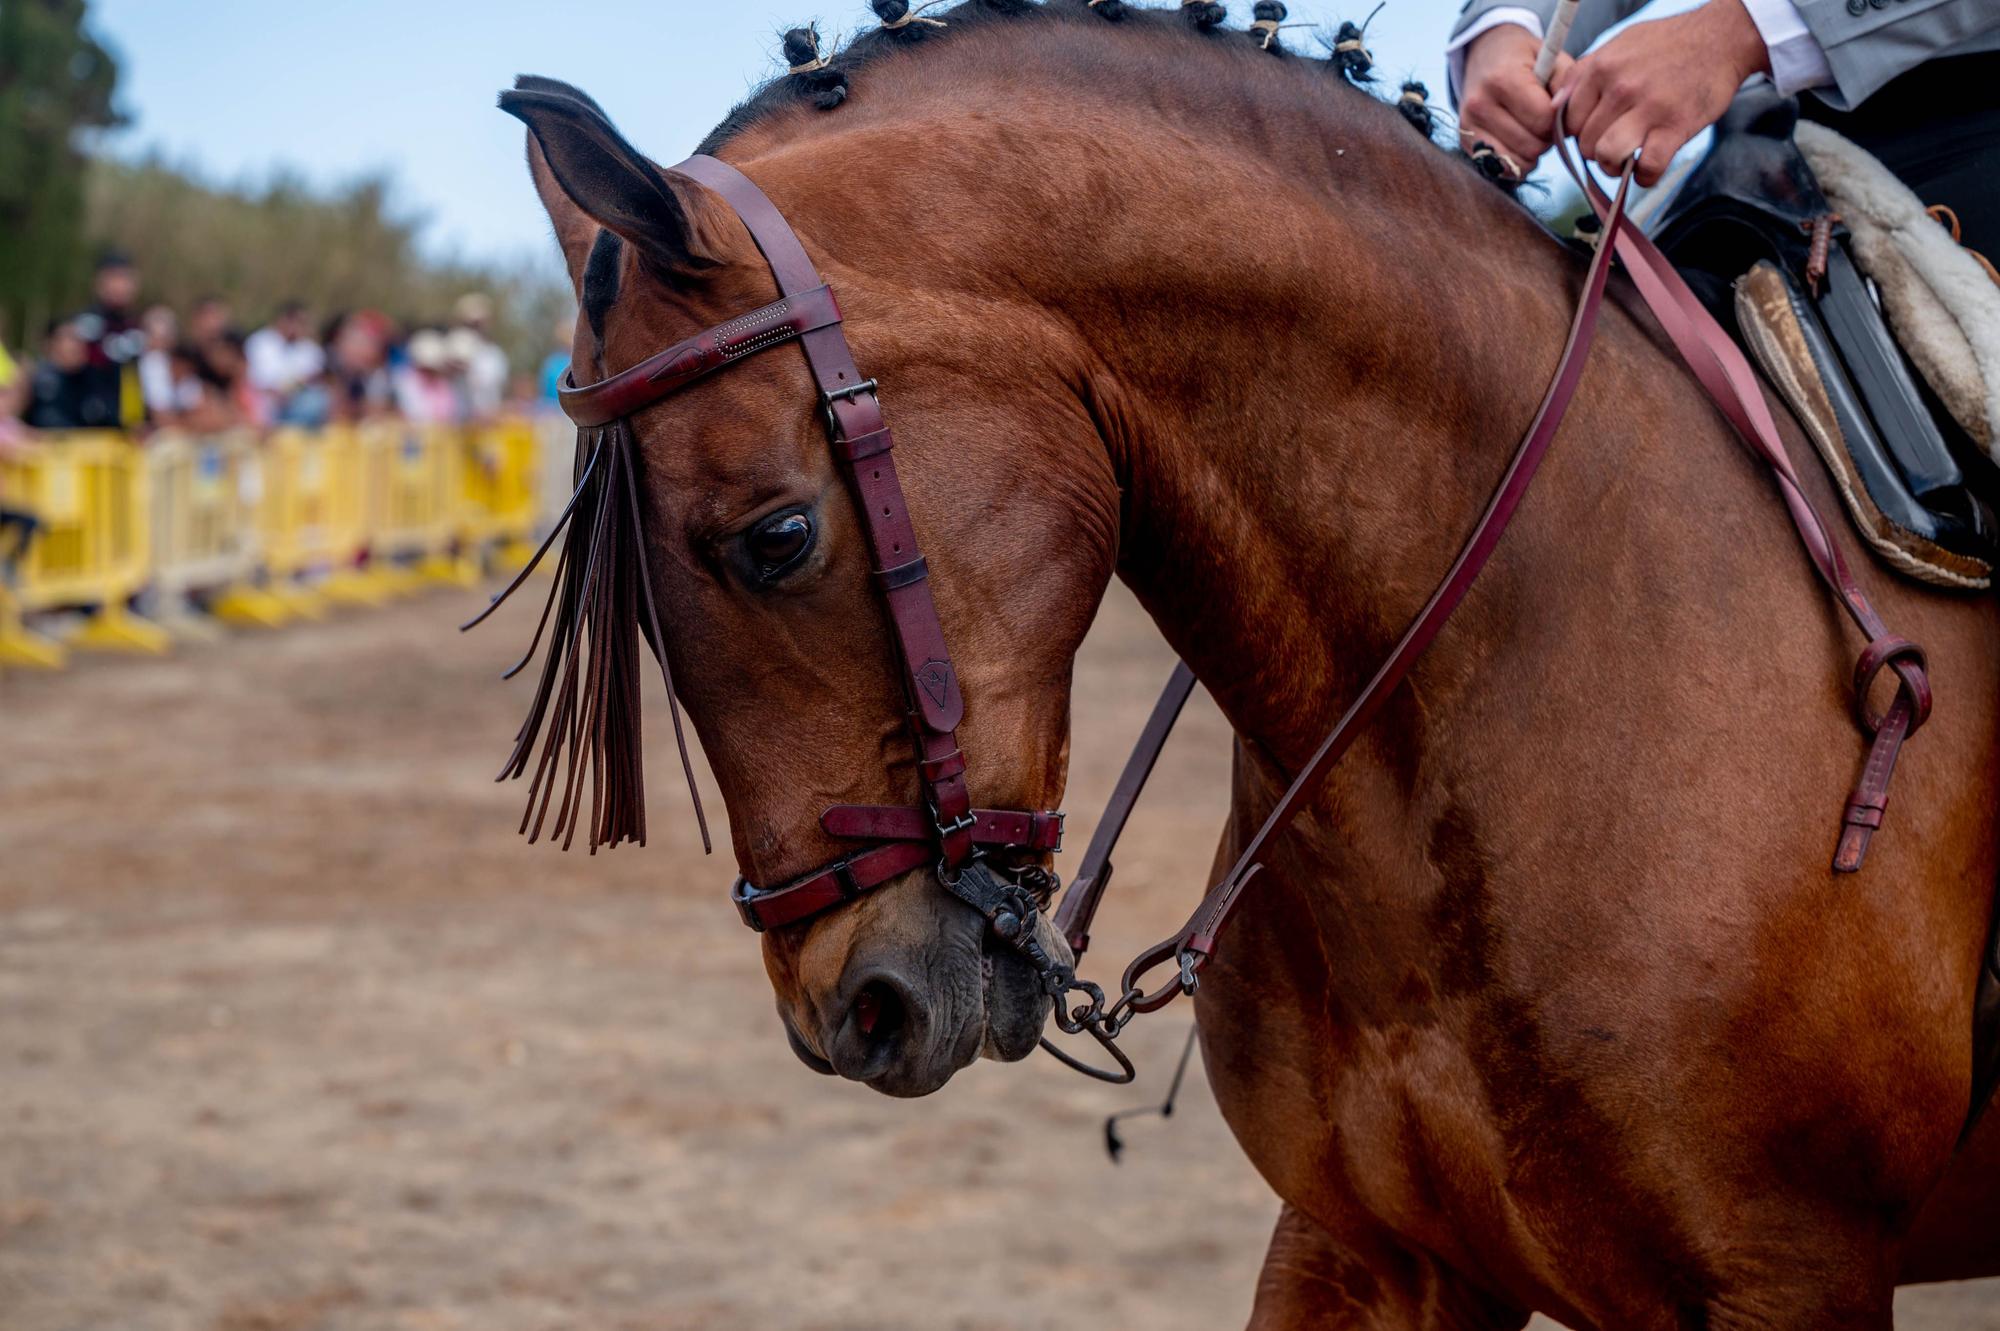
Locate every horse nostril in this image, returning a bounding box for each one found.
[828,971,924,1085]
[853,979,907,1042]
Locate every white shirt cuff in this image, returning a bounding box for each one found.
[1447,8,1546,102]
[1737,0,1835,94]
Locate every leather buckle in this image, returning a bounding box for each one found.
[729,877,767,932]
[934,810,976,842]
[822,378,880,434]
[1035,811,1066,853]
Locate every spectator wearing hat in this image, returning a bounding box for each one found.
[450,293,509,422]
[395,330,460,425]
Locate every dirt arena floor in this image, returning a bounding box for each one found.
[2,581,1995,1330]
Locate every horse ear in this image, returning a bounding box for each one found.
[524,133,602,292]
[500,78,719,283]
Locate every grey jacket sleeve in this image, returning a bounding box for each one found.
[1448,0,1652,52]
[1797,0,2000,108]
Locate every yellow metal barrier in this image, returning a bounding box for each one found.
[0,594,64,668]
[0,414,547,669]
[0,433,168,655]
[144,431,292,632]
[248,426,382,615]
[361,422,475,586]
[458,418,542,572]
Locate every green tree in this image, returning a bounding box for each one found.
[0,0,124,351]
[85,155,571,372]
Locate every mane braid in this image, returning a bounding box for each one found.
[701,0,1486,164]
[1181,0,1227,30]
[467,421,711,856]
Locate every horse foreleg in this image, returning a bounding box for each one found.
[1900,1084,2000,1283]
[1246,1203,1527,1331]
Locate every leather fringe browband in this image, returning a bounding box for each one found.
[463,420,710,855]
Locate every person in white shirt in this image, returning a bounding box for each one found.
[136,305,182,425]
[449,292,510,421]
[244,300,328,410]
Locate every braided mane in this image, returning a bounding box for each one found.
[697,0,1456,158]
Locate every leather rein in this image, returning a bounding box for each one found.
[556,137,1930,1085]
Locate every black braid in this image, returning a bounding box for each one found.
[1466,140,1526,194]
[1182,1,1227,31]
[1329,19,1374,84]
[1397,80,1435,139]
[871,0,946,40]
[1082,0,1128,17]
[1250,1,1289,53]
[781,26,849,110]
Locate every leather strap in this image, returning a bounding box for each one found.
[1548,128,1930,873]
[560,285,843,427]
[1054,661,1199,958]
[1079,160,1642,1011]
[1060,131,1933,1013]
[733,839,935,931]
[821,804,1065,852]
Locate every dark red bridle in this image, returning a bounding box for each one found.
[558,153,1065,933]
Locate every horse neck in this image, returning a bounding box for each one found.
[1029,108,1593,762]
[749,60,1632,766]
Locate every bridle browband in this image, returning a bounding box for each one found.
[526,133,1931,1086]
[560,153,1066,933]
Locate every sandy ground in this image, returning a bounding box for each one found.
[1,581,1995,1330]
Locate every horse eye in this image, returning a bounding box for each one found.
[744,510,815,582]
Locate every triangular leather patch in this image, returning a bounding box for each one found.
[917,659,951,709]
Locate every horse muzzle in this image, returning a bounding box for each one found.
[788,863,1062,1097]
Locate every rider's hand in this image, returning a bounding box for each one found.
[1553,0,1773,187]
[1458,23,1572,178]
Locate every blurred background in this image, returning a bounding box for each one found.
[0,3,1993,1329]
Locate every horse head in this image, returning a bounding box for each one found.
[495,66,1120,1096]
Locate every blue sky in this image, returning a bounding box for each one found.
[87,0,1458,267]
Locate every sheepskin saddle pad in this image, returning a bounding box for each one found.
[1654,86,1998,590]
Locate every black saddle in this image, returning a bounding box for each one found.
[1652,86,1999,583]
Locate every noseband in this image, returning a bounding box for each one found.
[558,154,1066,934]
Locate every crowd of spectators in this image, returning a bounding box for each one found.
[0,252,539,443]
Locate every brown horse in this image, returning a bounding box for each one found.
[497,3,2000,1325]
